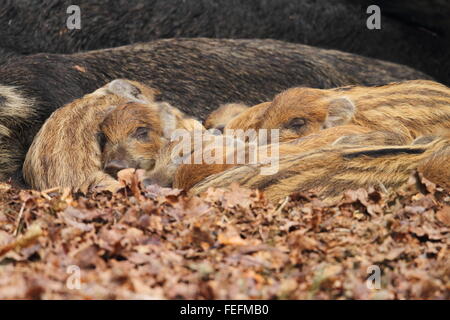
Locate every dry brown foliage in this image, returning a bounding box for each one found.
[0,171,449,299]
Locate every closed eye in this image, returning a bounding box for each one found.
[97,132,107,152]
[132,127,150,141]
[285,117,307,131]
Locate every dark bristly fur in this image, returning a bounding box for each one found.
[1,0,449,83]
[0,47,20,65]
[343,147,426,159]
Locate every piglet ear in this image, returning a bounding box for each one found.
[157,102,179,139]
[322,97,356,129]
[106,79,148,104]
[96,105,116,122]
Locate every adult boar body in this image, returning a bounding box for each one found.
[1,0,449,84]
[0,47,20,65]
[0,38,430,183]
[354,0,450,38]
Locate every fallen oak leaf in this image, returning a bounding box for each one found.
[59,210,94,232]
[287,230,321,251]
[118,168,145,198]
[117,168,136,184]
[0,183,11,192]
[218,233,247,246]
[190,225,215,249]
[436,206,450,226]
[385,247,405,261]
[64,206,108,222]
[0,224,44,257]
[419,174,437,194]
[341,188,383,216]
[237,244,276,255]
[309,264,343,298]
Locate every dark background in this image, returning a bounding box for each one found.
[1,0,449,84]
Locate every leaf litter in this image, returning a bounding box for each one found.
[0,171,449,299]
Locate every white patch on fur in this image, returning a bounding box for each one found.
[183,118,204,132]
[106,79,147,104]
[158,102,178,139]
[331,135,356,146]
[102,105,118,118]
[0,124,12,137]
[322,96,356,129]
[0,85,36,119]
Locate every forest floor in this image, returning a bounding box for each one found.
[0,171,449,299]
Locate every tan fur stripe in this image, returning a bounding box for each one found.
[0,124,12,137]
[0,85,35,119]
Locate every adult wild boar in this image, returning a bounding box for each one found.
[0,47,19,65]
[1,0,449,83]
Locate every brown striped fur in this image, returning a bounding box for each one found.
[100,102,203,183]
[189,134,450,202]
[204,103,249,131]
[22,80,197,192]
[226,80,450,142]
[144,125,392,191]
[219,102,271,131]
[417,133,450,190]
